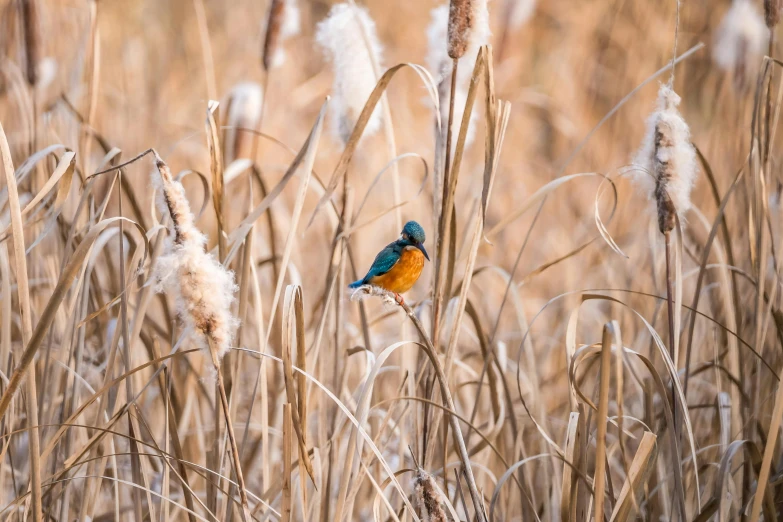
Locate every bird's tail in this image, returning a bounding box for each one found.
[348,279,364,289]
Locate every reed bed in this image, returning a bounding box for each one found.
[2,0,783,521]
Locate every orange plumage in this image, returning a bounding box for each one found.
[368,246,425,294]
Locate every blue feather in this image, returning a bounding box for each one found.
[349,242,403,288]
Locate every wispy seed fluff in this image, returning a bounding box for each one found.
[224,82,264,163]
[414,470,447,522]
[151,153,239,364]
[633,84,698,234]
[427,2,490,149]
[713,0,768,90]
[315,3,383,143]
[262,0,301,70]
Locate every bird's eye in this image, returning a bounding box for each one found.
[402,233,409,241]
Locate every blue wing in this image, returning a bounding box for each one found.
[349,242,402,288]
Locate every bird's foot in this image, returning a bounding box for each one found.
[394,293,404,306]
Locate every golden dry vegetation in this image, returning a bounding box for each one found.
[0,0,781,520]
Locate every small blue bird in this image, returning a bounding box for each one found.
[349,221,430,304]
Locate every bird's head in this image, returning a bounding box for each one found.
[400,221,429,261]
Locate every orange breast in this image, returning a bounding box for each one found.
[369,246,425,294]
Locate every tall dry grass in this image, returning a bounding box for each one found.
[1,0,783,521]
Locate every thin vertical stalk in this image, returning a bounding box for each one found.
[432,58,459,350]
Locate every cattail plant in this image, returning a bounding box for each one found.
[414,469,448,522]
[427,2,489,153]
[634,84,696,235]
[150,152,251,522]
[765,0,782,28]
[19,0,40,86]
[633,83,696,427]
[315,3,384,143]
[430,0,489,369]
[224,82,264,163]
[713,0,768,92]
[262,0,300,71]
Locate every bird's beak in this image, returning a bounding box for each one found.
[417,242,430,261]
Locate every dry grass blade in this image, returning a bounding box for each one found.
[282,404,293,522]
[263,98,326,351]
[749,365,783,521]
[560,412,583,522]
[0,118,42,522]
[609,432,657,522]
[593,323,614,522]
[206,101,226,261]
[281,285,315,484]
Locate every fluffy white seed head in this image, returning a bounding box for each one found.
[713,0,768,90]
[151,154,239,365]
[633,84,698,233]
[316,3,383,143]
[427,2,490,151]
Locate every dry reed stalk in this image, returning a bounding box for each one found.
[748,370,783,521]
[0,117,42,522]
[593,323,614,522]
[633,84,695,464]
[80,1,99,179]
[282,403,293,522]
[192,0,217,101]
[431,1,488,350]
[609,432,658,522]
[560,412,582,522]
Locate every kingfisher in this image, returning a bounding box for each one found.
[349,221,429,304]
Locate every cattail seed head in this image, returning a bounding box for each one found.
[20,0,40,86]
[262,0,284,71]
[633,84,697,234]
[414,470,447,522]
[152,153,239,365]
[315,3,383,143]
[765,0,781,28]
[713,0,768,91]
[447,0,472,59]
[428,2,489,150]
[262,0,299,70]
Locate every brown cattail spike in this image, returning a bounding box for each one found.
[654,122,677,233]
[765,0,781,28]
[633,84,697,235]
[414,470,447,522]
[447,0,473,59]
[262,0,284,71]
[20,0,40,86]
